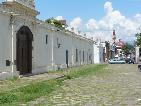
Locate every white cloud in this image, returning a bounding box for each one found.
[68,1,141,42]
[70,17,82,29]
[55,16,64,20]
[68,17,82,34]
[134,14,141,23]
[86,19,99,30]
[104,1,113,14]
[135,14,141,18]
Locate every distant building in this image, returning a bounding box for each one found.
[93,41,105,64]
[115,39,125,57]
[135,46,141,63]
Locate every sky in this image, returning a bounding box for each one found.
[1,0,141,43]
[35,0,141,21]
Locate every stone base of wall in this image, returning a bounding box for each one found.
[0,71,19,80]
[0,63,92,80]
[32,66,49,75]
[32,64,68,74]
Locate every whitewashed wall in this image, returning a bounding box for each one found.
[0,12,22,79]
[0,1,94,79]
[32,24,54,73]
[93,44,104,64]
[33,23,94,74]
[53,31,93,68]
[135,46,140,63]
[0,13,11,72]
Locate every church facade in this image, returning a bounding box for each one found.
[0,0,94,79]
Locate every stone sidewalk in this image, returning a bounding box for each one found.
[0,72,63,92]
[36,64,141,106]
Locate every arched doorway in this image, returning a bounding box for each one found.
[16,26,33,75]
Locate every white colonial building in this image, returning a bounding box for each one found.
[0,0,94,79]
[135,46,141,63]
[93,41,105,64]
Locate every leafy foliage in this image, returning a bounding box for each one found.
[105,41,110,60]
[45,18,66,30]
[122,43,134,56]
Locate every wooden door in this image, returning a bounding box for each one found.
[16,26,33,75]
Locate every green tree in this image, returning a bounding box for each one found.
[105,41,110,60]
[122,43,134,56]
[136,33,141,47]
[45,18,66,30]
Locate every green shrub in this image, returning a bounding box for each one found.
[0,93,17,104]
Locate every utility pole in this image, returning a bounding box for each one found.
[9,13,20,77]
[10,15,14,77]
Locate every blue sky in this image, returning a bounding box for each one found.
[35,0,141,21]
[35,0,141,43]
[0,0,141,42]
[0,0,141,20]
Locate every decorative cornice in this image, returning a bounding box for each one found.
[4,0,35,10]
[3,1,39,17]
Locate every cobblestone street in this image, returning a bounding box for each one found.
[37,64,141,106]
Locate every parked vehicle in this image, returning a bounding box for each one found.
[125,58,134,64]
[138,64,141,71]
[108,59,126,64]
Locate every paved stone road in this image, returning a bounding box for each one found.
[35,64,141,106]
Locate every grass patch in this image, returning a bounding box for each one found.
[62,64,107,79]
[6,76,19,82]
[0,79,62,105]
[0,64,107,105]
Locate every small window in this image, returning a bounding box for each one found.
[87,53,88,62]
[6,60,10,66]
[76,49,78,62]
[14,60,17,65]
[83,51,85,62]
[46,35,48,44]
[79,50,81,62]
[57,38,59,44]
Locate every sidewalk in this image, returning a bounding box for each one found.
[0,72,63,92]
